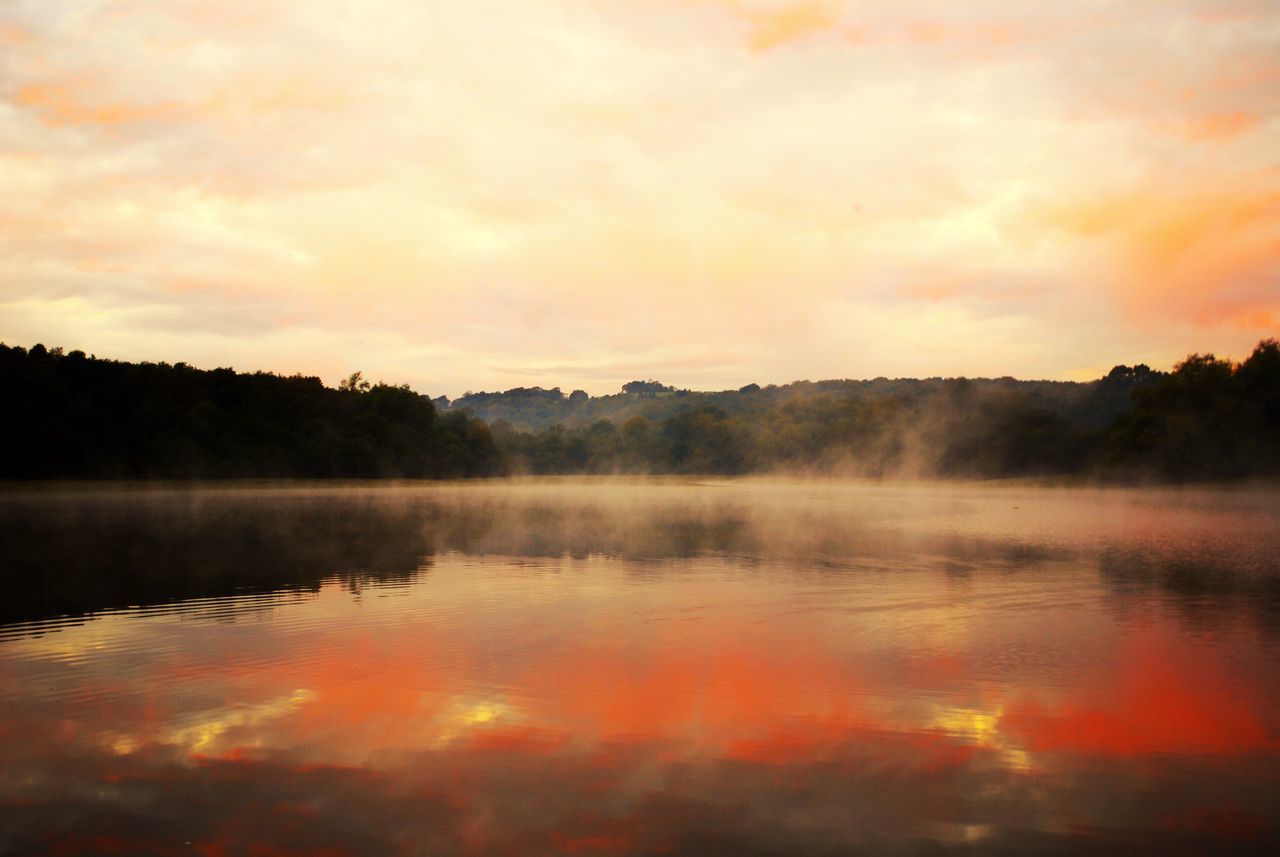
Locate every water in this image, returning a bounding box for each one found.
[2,479,1279,855]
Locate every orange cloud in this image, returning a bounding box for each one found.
[906,21,947,44]
[743,2,841,52]
[1177,111,1262,142]
[4,0,1280,388]
[16,82,187,127]
[14,73,345,132]
[901,278,962,303]
[1034,184,1280,329]
[680,1,845,52]
[0,22,28,44]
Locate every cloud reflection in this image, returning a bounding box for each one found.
[2,481,1279,854]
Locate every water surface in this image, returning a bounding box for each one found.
[2,479,1279,855]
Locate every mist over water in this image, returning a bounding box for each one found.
[3,478,1279,855]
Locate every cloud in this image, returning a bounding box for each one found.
[1,0,1278,393]
[1031,183,1280,330]
[15,81,187,127]
[1176,111,1262,142]
[741,2,843,52]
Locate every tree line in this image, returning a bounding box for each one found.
[2,339,1277,481]
[0,344,501,479]
[488,340,1280,480]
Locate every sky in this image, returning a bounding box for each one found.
[1,0,1277,396]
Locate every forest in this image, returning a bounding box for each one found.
[0,344,501,479]
[482,340,1279,480]
[2,339,1277,481]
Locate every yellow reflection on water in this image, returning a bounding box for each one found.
[427,696,526,748]
[930,704,1033,772]
[108,689,317,757]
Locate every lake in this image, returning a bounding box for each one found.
[2,479,1279,855]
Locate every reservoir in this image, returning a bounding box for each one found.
[2,479,1279,855]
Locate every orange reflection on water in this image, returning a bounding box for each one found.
[16,560,1275,778]
[1003,628,1273,758]
[3,481,1280,855]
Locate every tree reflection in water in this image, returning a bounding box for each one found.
[1,480,1278,855]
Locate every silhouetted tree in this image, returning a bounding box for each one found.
[6,340,1277,482]
[339,371,371,393]
[622,379,672,394]
[0,345,501,479]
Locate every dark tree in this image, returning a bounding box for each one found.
[0,345,502,480]
[622,380,672,394]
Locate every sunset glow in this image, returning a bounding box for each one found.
[5,481,1280,854]
[2,0,1276,393]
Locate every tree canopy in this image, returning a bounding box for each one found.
[4,339,1276,482]
[0,344,501,479]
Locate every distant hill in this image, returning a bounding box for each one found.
[446,343,1280,481]
[444,374,1144,434]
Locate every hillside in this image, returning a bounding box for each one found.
[452,343,1280,480]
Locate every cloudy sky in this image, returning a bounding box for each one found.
[1,0,1277,395]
